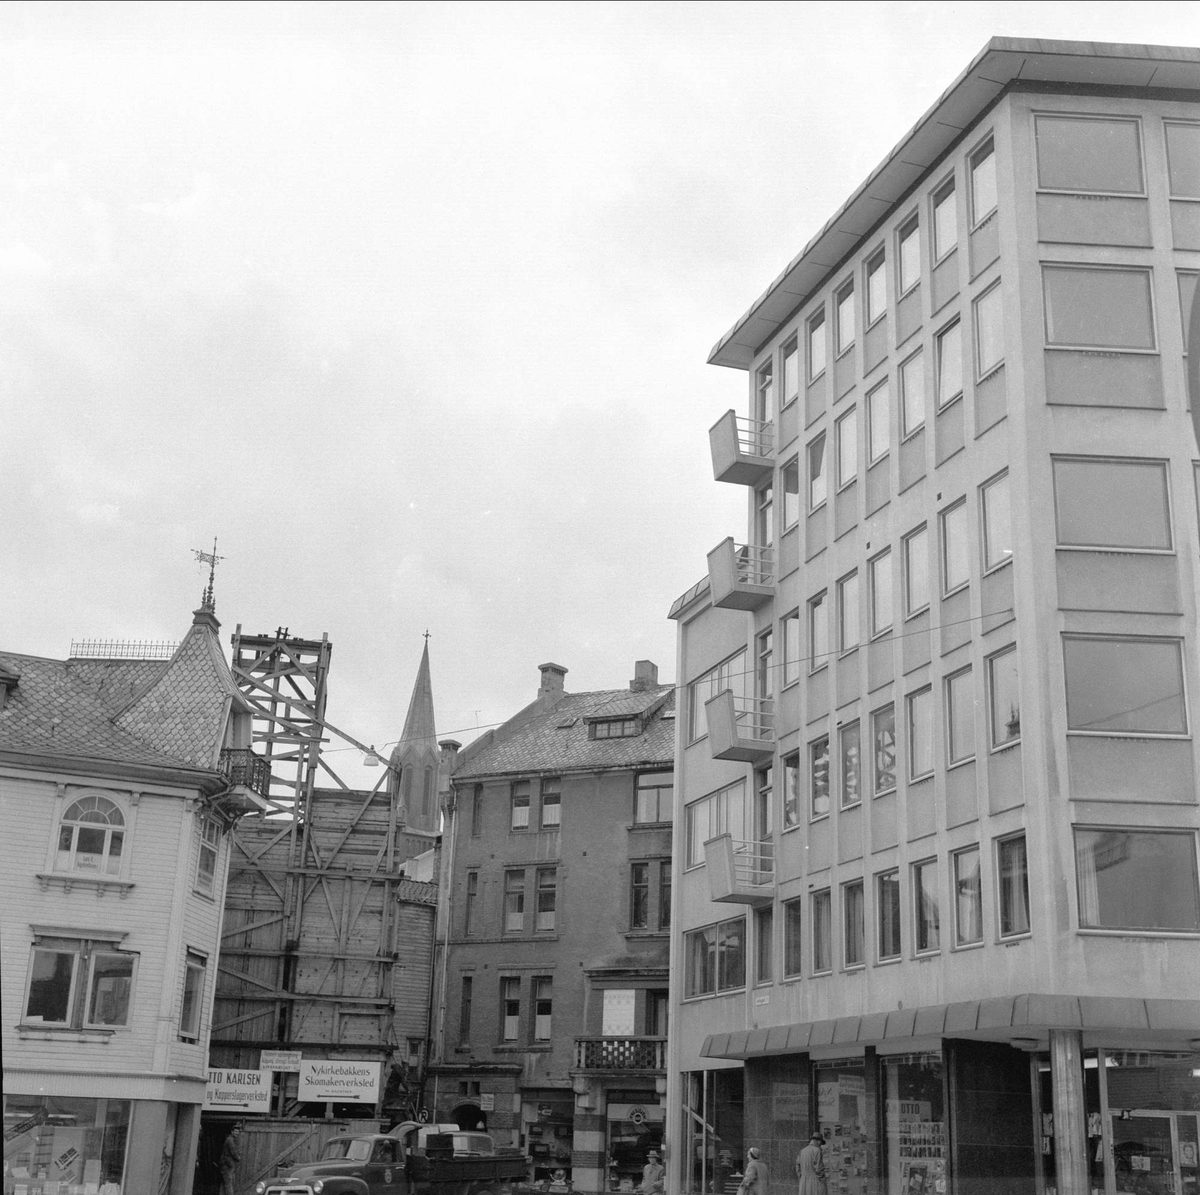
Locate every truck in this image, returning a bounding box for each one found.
[254,1122,529,1195]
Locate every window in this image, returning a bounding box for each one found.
[836,408,857,488]
[869,549,893,637]
[913,860,940,953]
[867,378,890,464]
[975,282,1003,377]
[755,768,773,854]
[55,795,124,875]
[685,779,747,868]
[866,251,886,326]
[840,721,861,809]
[500,977,520,1041]
[688,649,747,743]
[908,688,933,780]
[935,319,962,407]
[783,339,799,406]
[980,471,1012,571]
[783,458,800,527]
[782,754,800,829]
[837,572,859,654]
[940,500,969,594]
[755,482,774,546]
[536,868,556,931]
[809,309,827,379]
[877,871,902,960]
[1074,828,1200,932]
[1035,115,1144,194]
[843,880,865,967]
[659,861,671,930]
[631,862,649,929]
[997,835,1030,938]
[540,777,562,828]
[459,976,473,1043]
[179,951,205,1038]
[836,281,855,353]
[970,138,996,225]
[783,897,803,977]
[946,668,975,765]
[903,525,929,616]
[756,628,774,699]
[809,592,828,673]
[1043,265,1155,350]
[1052,457,1171,550]
[196,816,220,897]
[987,647,1020,748]
[533,977,553,1040]
[810,736,830,819]
[932,178,957,261]
[471,785,483,837]
[900,349,926,437]
[898,217,920,294]
[755,905,773,984]
[953,846,982,946]
[812,889,832,973]
[635,771,673,824]
[593,717,640,739]
[872,704,896,795]
[510,781,530,831]
[23,933,135,1030]
[1064,636,1186,735]
[783,611,801,687]
[808,433,827,510]
[684,916,745,997]
[1166,121,1200,198]
[465,871,478,935]
[755,360,774,425]
[504,870,525,932]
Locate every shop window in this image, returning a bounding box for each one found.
[535,868,557,931]
[903,525,929,616]
[932,177,957,261]
[970,138,997,226]
[755,360,774,425]
[1166,121,1200,198]
[837,572,859,654]
[1074,828,1200,932]
[810,736,831,820]
[500,977,520,1041]
[913,859,940,953]
[946,667,975,766]
[1064,636,1186,735]
[843,880,865,968]
[783,611,801,687]
[980,470,1012,571]
[940,499,969,595]
[1043,265,1155,350]
[901,349,926,436]
[634,771,673,824]
[195,814,221,897]
[179,950,206,1039]
[754,905,773,984]
[974,282,1004,378]
[540,777,562,828]
[533,977,552,1040]
[464,871,478,935]
[783,457,801,527]
[687,649,747,743]
[877,870,902,961]
[782,754,800,829]
[504,870,525,932]
[987,647,1020,748]
[510,781,531,830]
[1035,115,1144,193]
[867,377,891,463]
[809,592,829,672]
[783,339,799,406]
[836,407,857,488]
[809,432,828,510]
[997,834,1030,938]
[898,216,920,294]
[953,846,983,946]
[836,281,855,354]
[840,721,861,809]
[1052,457,1171,550]
[872,704,897,796]
[459,976,472,1043]
[812,889,832,973]
[1,1097,130,1192]
[685,779,747,869]
[809,309,827,380]
[883,1054,946,1195]
[683,916,745,997]
[55,794,125,876]
[869,549,893,637]
[783,897,803,977]
[907,687,933,781]
[866,251,887,327]
[935,319,963,408]
[23,932,135,1030]
[815,1059,868,1195]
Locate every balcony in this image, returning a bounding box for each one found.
[704,690,773,763]
[709,410,774,486]
[706,538,774,610]
[219,748,272,800]
[573,1036,666,1074]
[704,833,775,907]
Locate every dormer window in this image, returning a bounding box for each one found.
[591,718,640,740]
[56,796,125,876]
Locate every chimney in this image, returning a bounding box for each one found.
[538,662,568,701]
[630,660,658,692]
[438,739,462,771]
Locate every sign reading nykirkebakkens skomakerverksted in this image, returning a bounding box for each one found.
[297,1060,381,1103]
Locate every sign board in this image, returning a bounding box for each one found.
[261,1050,303,1072]
[298,1060,381,1104]
[204,1069,273,1112]
[479,1093,495,1112]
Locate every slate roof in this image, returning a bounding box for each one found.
[454,685,676,780]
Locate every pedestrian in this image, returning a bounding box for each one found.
[641,1150,665,1195]
[739,1147,767,1195]
[219,1124,243,1195]
[795,1133,826,1195]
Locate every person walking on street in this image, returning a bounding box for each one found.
[641,1150,665,1195]
[796,1133,826,1195]
[739,1147,767,1195]
[219,1124,243,1195]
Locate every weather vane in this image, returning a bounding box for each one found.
[192,538,225,611]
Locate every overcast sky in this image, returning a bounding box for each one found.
[4,1,1199,774]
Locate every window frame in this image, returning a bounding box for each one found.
[897,214,920,296]
[996,833,1031,940]
[953,845,983,948]
[782,610,801,688]
[811,889,833,975]
[945,666,976,767]
[839,720,862,811]
[1034,113,1146,196]
[865,249,887,328]
[969,135,997,228]
[980,469,1012,574]
[500,976,521,1042]
[974,280,1004,380]
[782,456,801,529]
[503,869,526,933]
[931,176,957,263]
[837,570,859,656]
[179,950,206,1039]
[756,627,774,700]
[809,735,831,821]
[782,338,800,408]
[1041,263,1157,353]
[843,879,865,969]
[683,915,746,999]
[687,648,747,744]
[22,934,137,1033]
[877,869,902,962]
[684,779,748,870]
[935,318,963,409]
[902,524,930,618]
[940,498,970,597]
[987,645,1021,751]
[54,793,127,878]
[195,815,221,898]
[782,897,803,978]
[900,348,926,439]
[871,704,897,797]
[835,279,856,356]
[808,591,829,674]
[868,548,893,639]
[782,753,800,831]
[754,904,774,985]
[835,406,858,490]
[634,770,674,825]
[540,777,562,829]
[470,785,483,837]
[1051,455,1173,553]
[464,870,479,936]
[867,377,890,465]
[459,975,473,1044]
[808,308,827,381]
[532,976,553,1041]
[912,858,941,955]
[755,359,774,426]
[808,432,828,511]
[907,686,934,782]
[1063,634,1188,738]
[1165,120,1200,200]
[510,781,531,832]
[535,867,557,932]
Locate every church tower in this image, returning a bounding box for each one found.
[388,638,441,835]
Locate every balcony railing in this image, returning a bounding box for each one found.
[219,748,271,798]
[706,538,774,610]
[704,834,775,906]
[709,410,774,486]
[704,691,774,763]
[574,1036,667,1072]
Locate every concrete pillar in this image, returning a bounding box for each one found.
[1049,1029,1089,1195]
[169,1103,202,1195]
[126,1100,169,1195]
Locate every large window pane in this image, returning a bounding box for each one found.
[840,721,861,808]
[975,283,1004,376]
[810,736,830,818]
[904,526,929,615]
[1035,116,1144,193]
[837,408,857,487]
[1053,458,1171,549]
[898,218,920,293]
[878,870,901,960]
[812,890,832,972]
[981,472,1012,571]
[901,350,926,436]
[837,283,855,352]
[1064,637,1186,734]
[954,846,983,945]
[87,952,133,1027]
[26,949,76,1023]
[1166,122,1200,199]
[933,179,957,260]
[783,898,803,977]
[867,253,886,325]
[1043,266,1155,350]
[755,906,773,983]
[1074,829,1200,931]
[809,310,827,379]
[940,501,969,594]
[843,881,865,967]
[946,668,975,765]
[783,340,799,405]
[908,688,933,780]
[914,859,940,952]
[988,648,1020,748]
[873,705,897,795]
[998,835,1030,937]
[936,320,962,407]
[869,550,893,636]
[716,918,745,991]
[970,140,997,224]
[868,378,890,463]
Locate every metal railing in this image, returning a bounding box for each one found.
[733,544,774,588]
[574,1036,667,1071]
[219,748,272,798]
[729,837,775,886]
[69,639,179,660]
[732,415,774,458]
[731,696,774,743]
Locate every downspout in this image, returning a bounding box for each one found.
[428,784,458,1119]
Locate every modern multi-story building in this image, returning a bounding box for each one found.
[430,661,675,1195]
[667,37,1200,1195]
[1,597,269,1195]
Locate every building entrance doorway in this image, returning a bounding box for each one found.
[1112,1112,1200,1195]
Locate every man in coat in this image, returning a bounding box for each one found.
[796,1133,826,1195]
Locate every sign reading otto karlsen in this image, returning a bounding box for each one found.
[204,1069,273,1112]
[298,1060,381,1104]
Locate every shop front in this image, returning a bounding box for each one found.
[606,1091,666,1192]
[3,1096,131,1194]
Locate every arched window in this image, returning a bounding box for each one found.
[422,765,434,817]
[57,795,124,875]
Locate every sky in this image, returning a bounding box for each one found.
[4,1,1199,775]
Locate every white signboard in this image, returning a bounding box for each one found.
[261,1050,303,1072]
[479,1093,495,1112]
[204,1069,273,1112]
[298,1060,381,1104]
[602,989,636,1037]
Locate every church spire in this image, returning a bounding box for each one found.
[389,638,440,834]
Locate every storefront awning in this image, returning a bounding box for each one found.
[699,994,1200,1060]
